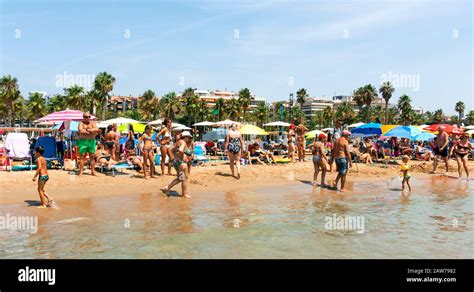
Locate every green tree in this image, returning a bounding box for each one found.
[160,92,182,120]
[455,101,465,124]
[322,106,333,127]
[353,84,377,122]
[215,98,225,121]
[13,95,27,126]
[238,88,251,122]
[0,75,20,126]
[27,92,47,121]
[466,110,474,125]
[386,107,398,124]
[370,105,385,123]
[94,72,116,119]
[182,87,198,126]
[64,85,85,110]
[224,98,240,120]
[433,109,445,123]
[254,102,269,126]
[397,94,413,125]
[139,89,157,121]
[47,94,66,113]
[379,81,395,124]
[296,88,308,123]
[334,101,356,125]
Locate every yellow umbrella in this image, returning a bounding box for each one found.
[118,123,146,133]
[381,125,399,135]
[240,124,269,135]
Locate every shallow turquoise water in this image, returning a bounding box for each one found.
[0,176,472,258]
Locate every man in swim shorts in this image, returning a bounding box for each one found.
[330,130,352,192]
[431,125,450,174]
[78,113,100,176]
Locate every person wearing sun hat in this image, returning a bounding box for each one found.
[330,130,352,192]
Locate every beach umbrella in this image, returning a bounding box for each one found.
[348,122,366,128]
[102,117,143,125]
[147,119,163,125]
[381,124,399,135]
[423,124,463,135]
[35,109,96,122]
[202,128,227,141]
[192,121,214,126]
[263,121,291,127]
[305,130,326,139]
[240,124,268,135]
[351,123,382,137]
[384,126,422,139]
[321,127,334,132]
[462,125,474,130]
[170,123,187,129]
[118,123,146,133]
[412,132,436,141]
[465,129,474,135]
[171,125,192,131]
[213,119,242,127]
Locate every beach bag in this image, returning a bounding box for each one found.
[63,159,76,171]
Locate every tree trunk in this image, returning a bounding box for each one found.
[385,101,388,124]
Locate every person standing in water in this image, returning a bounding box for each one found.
[139,125,156,179]
[157,118,174,176]
[224,123,244,179]
[400,155,413,192]
[32,146,55,208]
[78,113,100,176]
[450,133,472,179]
[162,131,193,198]
[309,133,328,187]
[431,125,450,174]
[331,130,352,192]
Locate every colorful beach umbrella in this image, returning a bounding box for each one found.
[348,122,366,128]
[240,124,269,135]
[351,123,382,137]
[35,109,96,122]
[381,125,399,135]
[305,130,326,139]
[384,126,422,139]
[412,132,436,141]
[423,124,463,135]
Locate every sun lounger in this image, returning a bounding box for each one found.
[5,133,33,171]
[193,144,209,166]
[34,136,63,168]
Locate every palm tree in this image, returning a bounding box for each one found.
[353,84,377,122]
[216,98,225,121]
[322,106,333,127]
[379,81,395,124]
[182,87,198,126]
[0,75,20,126]
[334,101,356,125]
[47,94,66,113]
[64,85,85,110]
[84,89,100,115]
[27,92,47,121]
[433,109,445,123]
[238,88,251,122]
[224,98,240,120]
[94,72,116,119]
[370,105,384,123]
[160,92,181,119]
[387,107,398,124]
[397,94,413,125]
[13,95,27,126]
[422,111,433,124]
[313,111,324,128]
[196,99,211,122]
[149,97,161,120]
[455,101,465,124]
[254,102,268,126]
[139,89,157,121]
[296,88,308,123]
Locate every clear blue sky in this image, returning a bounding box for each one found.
[1,0,472,115]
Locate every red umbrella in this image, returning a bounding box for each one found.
[423,124,463,135]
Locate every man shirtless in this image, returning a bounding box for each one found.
[330,130,352,192]
[78,113,100,176]
[431,125,449,174]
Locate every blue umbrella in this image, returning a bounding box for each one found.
[384,126,421,139]
[202,128,227,141]
[351,123,382,137]
[412,132,435,141]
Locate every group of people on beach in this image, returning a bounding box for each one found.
[31,113,472,207]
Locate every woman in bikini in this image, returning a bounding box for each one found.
[157,118,173,176]
[104,125,117,160]
[94,143,119,169]
[288,124,296,163]
[309,134,328,186]
[163,131,193,198]
[296,124,307,162]
[140,125,156,179]
[224,123,244,179]
[450,133,472,179]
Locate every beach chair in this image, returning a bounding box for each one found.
[5,133,33,171]
[34,136,63,168]
[193,144,209,166]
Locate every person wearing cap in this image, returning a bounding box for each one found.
[288,124,296,163]
[162,131,193,198]
[431,125,450,174]
[330,130,352,192]
[78,113,100,176]
[309,133,328,186]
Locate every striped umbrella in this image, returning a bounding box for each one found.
[35,110,96,122]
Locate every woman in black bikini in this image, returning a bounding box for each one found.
[224,123,244,179]
[140,125,156,179]
[163,131,193,198]
[157,118,173,176]
[104,125,117,160]
[450,133,472,179]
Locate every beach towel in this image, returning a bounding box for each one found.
[5,133,30,158]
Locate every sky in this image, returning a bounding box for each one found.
[0,0,472,115]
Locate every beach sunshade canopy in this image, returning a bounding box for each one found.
[348,122,366,128]
[202,128,227,141]
[35,109,96,122]
[306,130,327,139]
[118,123,146,133]
[172,125,192,131]
[170,123,187,129]
[321,127,334,132]
[102,117,143,125]
[412,132,436,141]
[423,124,463,135]
[463,125,474,130]
[147,119,164,126]
[263,121,291,127]
[351,123,382,136]
[465,129,474,135]
[240,124,268,135]
[384,126,422,139]
[213,119,242,126]
[192,121,214,126]
[381,125,399,135]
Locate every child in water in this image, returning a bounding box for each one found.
[32,146,55,208]
[400,155,413,192]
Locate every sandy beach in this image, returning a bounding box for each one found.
[2,159,473,206]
